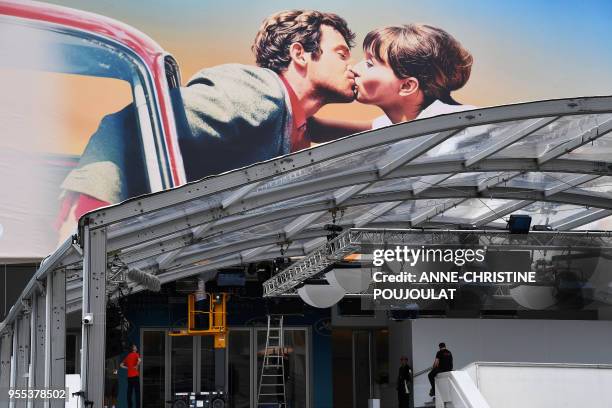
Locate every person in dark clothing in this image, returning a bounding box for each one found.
[428,342,453,397]
[397,356,412,408]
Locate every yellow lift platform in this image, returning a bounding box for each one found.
[168,293,228,349]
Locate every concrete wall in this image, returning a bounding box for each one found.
[466,363,612,408]
[407,319,612,407]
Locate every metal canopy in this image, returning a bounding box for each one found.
[2,97,612,319]
[2,96,612,407]
[4,96,612,326]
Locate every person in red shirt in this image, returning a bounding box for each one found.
[120,344,141,408]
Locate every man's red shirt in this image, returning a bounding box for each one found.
[279,75,309,152]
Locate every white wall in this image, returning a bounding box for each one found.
[409,319,612,407]
[466,363,612,408]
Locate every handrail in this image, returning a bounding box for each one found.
[414,366,433,378]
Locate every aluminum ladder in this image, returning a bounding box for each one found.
[256,315,286,407]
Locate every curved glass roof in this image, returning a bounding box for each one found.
[59,96,612,307]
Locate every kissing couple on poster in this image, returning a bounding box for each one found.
[58,9,476,230]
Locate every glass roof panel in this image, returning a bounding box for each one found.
[565,131,612,160]
[243,190,332,217]
[574,215,612,231]
[312,204,379,227]
[179,218,290,257]
[103,105,612,281]
[253,142,394,193]
[106,190,234,236]
[580,176,612,194]
[363,177,422,195]
[495,113,612,159]
[408,121,526,163]
[513,202,587,226]
[441,198,514,220]
[387,198,456,216]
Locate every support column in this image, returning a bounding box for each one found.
[15,313,30,408]
[0,330,13,389]
[389,320,414,408]
[9,320,18,408]
[31,288,47,408]
[81,227,107,408]
[48,269,65,408]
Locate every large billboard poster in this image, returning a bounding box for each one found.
[1,0,612,261]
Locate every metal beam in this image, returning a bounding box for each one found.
[48,268,65,408]
[159,229,325,272]
[151,247,307,288]
[240,245,274,261]
[477,172,521,192]
[464,117,558,167]
[0,331,12,388]
[114,157,612,266]
[538,116,612,164]
[156,223,213,270]
[376,130,462,177]
[0,238,74,336]
[221,181,262,208]
[283,211,327,239]
[81,227,107,408]
[10,323,16,408]
[544,174,600,197]
[15,313,30,408]
[474,200,534,226]
[354,202,404,227]
[117,183,612,271]
[31,289,46,408]
[333,184,370,205]
[553,209,612,231]
[413,174,454,195]
[410,199,466,226]
[106,157,612,253]
[83,96,612,229]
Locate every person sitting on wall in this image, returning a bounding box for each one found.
[428,342,453,398]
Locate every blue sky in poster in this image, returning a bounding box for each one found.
[47,0,612,114]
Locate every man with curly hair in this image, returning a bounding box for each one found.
[177,9,357,180]
[58,10,356,229]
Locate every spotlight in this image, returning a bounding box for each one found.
[507,215,532,234]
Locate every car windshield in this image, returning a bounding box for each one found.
[0,18,149,261]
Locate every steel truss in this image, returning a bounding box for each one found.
[263,228,612,297]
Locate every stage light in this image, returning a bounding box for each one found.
[507,214,531,234]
